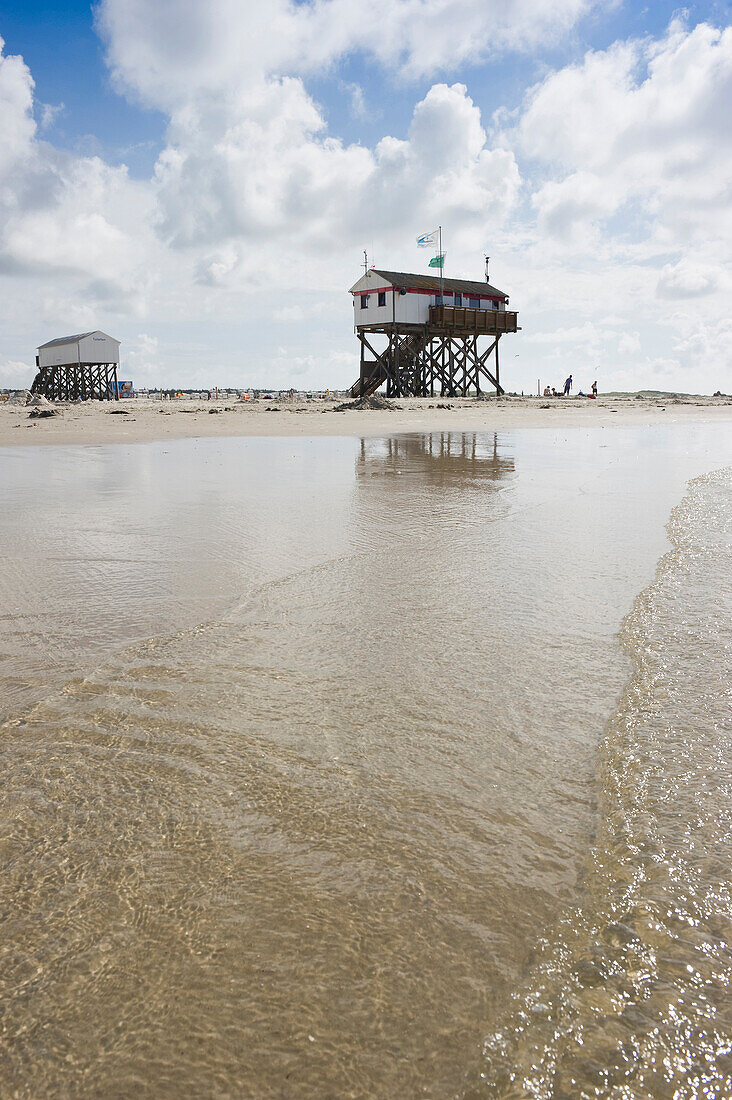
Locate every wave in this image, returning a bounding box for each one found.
[471,467,732,1099]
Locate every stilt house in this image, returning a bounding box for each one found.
[32,332,121,401]
[349,269,519,398]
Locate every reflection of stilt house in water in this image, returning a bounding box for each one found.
[357,433,515,486]
[32,331,121,401]
[349,269,519,398]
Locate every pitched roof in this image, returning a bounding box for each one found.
[38,331,119,349]
[369,269,508,298]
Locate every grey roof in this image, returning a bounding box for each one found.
[370,269,508,298]
[38,331,119,349]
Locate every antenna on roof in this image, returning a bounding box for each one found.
[363,249,369,275]
[485,255,490,283]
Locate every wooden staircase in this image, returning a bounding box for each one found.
[350,333,426,398]
[350,364,387,398]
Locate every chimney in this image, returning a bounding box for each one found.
[485,255,490,283]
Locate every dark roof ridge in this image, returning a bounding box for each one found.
[370,269,508,298]
[38,331,118,349]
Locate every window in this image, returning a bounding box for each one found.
[360,295,368,309]
[378,291,386,307]
[454,293,462,306]
[493,300,499,310]
[468,297,480,308]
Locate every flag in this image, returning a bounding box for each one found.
[428,254,445,268]
[416,230,438,248]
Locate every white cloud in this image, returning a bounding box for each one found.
[194,245,243,287]
[656,258,720,298]
[96,0,600,109]
[617,331,641,355]
[669,315,732,381]
[0,12,730,396]
[39,101,65,131]
[0,36,36,177]
[340,81,368,120]
[0,358,34,388]
[150,79,519,254]
[5,161,136,275]
[531,171,618,243]
[0,21,523,391]
[0,37,156,316]
[514,21,732,248]
[487,19,732,394]
[124,332,161,382]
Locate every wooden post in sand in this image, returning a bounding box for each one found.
[494,337,500,394]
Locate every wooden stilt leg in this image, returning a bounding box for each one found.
[495,337,500,394]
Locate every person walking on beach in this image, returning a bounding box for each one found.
[563,374,573,396]
[592,379,598,397]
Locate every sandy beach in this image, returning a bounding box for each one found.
[1,392,731,446]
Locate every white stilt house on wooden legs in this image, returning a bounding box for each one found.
[349,269,519,398]
[32,331,121,401]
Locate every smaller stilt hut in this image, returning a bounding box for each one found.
[32,331,121,401]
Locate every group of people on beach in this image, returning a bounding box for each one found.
[543,376,598,399]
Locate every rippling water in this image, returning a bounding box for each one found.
[474,468,732,1100]
[0,427,729,1097]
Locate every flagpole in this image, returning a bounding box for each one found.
[439,225,443,303]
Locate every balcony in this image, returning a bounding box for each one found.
[429,305,519,334]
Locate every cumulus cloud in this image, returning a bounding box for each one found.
[0,358,34,387]
[0,36,36,176]
[5,160,136,275]
[124,332,161,381]
[531,172,618,244]
[194,245,243,287]
[670,316,732,380]
[514,21,732,248]
[488,17,732,395]
[656,258,720,298]
[0,38,51,211]
[0,36,156,315]
[522,320,620,365]
[87,0,582,267]
[0,16,526,392]
[0,21,521,337]
[96,0,599,108]
[151,78,520,258]
[1,9,730,396]
[617,331,641,355]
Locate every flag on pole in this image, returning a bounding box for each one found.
[416,230,438,248]
[428,253,445,268]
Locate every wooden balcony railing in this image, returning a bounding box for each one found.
[429,305,519,334]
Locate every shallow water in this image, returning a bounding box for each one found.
[474,467,732,1100]
[0,426,730,1098]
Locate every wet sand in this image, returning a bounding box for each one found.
[1,393,731,446]
[1,425,731,1097]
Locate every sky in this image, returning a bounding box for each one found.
[0,0,730,394]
